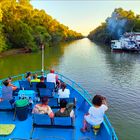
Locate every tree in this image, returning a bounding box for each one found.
[88,8,140,45]
[0,0,83,52]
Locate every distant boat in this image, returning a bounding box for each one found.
[111,32,140,52]
[0,70,118,140]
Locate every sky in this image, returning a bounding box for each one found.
[30,1,140,36]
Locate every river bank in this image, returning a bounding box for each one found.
[0,48,31,58]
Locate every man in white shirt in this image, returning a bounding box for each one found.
[47,69,57,84]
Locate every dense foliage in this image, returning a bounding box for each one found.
[0,0,83,52]
[88,8,140,45]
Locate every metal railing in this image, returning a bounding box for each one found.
[0,70,118,140]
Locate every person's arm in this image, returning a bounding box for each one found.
[102,97,108,106]
[32,104,39,114]
[27,77,31,82]
[0,98,3,102]
[101,97,108,112]
[55,75,58,81]
[47,106,54,118]
[12,86,17,91]
[66,103,74,110]
[70,110,75,118]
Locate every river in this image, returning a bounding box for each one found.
[0,38,140,140]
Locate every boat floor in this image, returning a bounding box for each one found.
[0,106,106,140]
[0,81,110,140]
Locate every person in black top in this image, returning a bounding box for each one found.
[55,99,74,118]
[36,76,46,97]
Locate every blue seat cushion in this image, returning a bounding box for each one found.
[54,117,73,126]
[0,100,13,110]
[33,114,52,125]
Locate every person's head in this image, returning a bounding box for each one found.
[26,72,31,78]
[50,69,54,73]
[3,80,9,86]
[92,95,103,107]
[8,77,12,82]
[60,99,67,108]
[33,74,38,79]
[41,96,49,105]
[40,76,45,82]
[61,82,66,92]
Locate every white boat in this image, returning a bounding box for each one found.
[111,32,140,52]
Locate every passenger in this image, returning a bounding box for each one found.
[31,74,40,83]
[36,76,46,97]
[55,99,74,118]
[80,95,108,133]
[8,77,14,86]
[25,72,32,82]
[1,80,17,104]
[55,75,61,92]
[8,77,19,96]
[32,96,54,118]
[58,82,70,98]
[46,69,57,84]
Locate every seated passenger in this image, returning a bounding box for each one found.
[47,69,57,84]
[55,75,61,92]
[36,76,46,96]
[8,77,19,95]
[25,72,32,82]
[31,74,40,83]
[1,80,17,104]
[58,83,70,98]
[8,77,15,86]
[55,99,74,118]
[80,95,108,133]
[32,96,54,118]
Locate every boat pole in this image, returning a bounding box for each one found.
[41,44,44,72]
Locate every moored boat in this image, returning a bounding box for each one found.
[111,32,140,52]
[0,70,118,140]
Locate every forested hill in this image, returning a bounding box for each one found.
[88,8,140,45]
[0,0,83,53]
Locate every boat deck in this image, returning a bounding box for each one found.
[0,77,113,140]
[0,106,108,140]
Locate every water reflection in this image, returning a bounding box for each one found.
[96,42,140,140]
[0,41,74,79]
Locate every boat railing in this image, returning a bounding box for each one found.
[56,72,118,140]
[57,73,92,102]
[0,70,118,140]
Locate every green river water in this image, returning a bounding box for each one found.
[0,38,140,140]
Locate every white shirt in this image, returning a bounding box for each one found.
[58,89,70,98]
[47,73,56,83]
[85,104,108,125]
